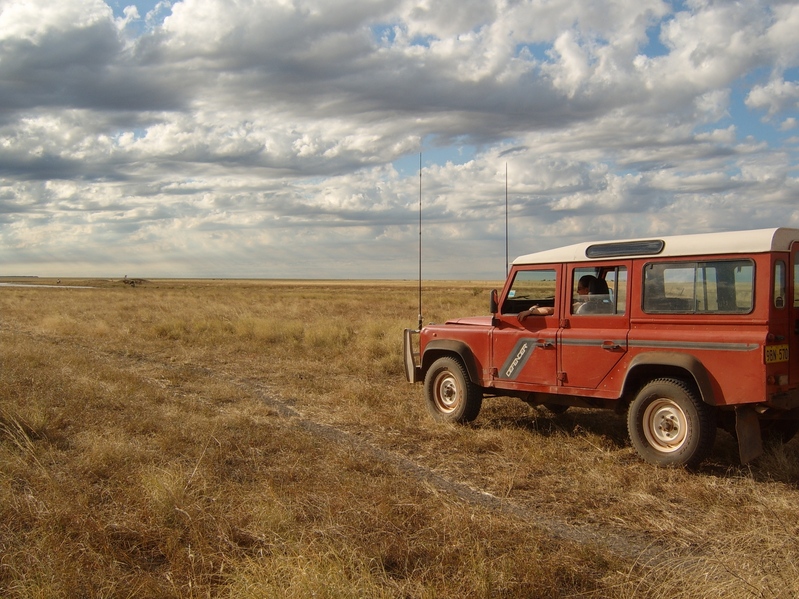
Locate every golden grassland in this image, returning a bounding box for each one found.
[2,278,799,598]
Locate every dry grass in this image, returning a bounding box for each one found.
[2,278,799,598]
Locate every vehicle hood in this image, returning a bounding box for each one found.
[443,316,493,326]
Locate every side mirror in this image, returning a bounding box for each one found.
[489,289,499,314]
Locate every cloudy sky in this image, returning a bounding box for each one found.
[1,0,799,279]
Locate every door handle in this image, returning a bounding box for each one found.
[602,341,621,351]
[536,339,554,349]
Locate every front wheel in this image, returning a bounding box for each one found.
[423,357,483,423]
[627,378,716,468]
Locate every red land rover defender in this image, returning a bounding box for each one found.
[403,228,799,467]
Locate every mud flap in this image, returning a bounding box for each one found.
[735,406,763,465]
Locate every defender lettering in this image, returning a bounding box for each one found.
[503,341,530,378]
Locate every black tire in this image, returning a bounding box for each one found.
[423,357,483,423]
[627,378,716,468]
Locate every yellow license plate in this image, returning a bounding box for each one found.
[765,344,789,364]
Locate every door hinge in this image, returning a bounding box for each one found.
[557,371,567,383]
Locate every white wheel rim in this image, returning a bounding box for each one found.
[642,398,688,453]
[434,372,460,413]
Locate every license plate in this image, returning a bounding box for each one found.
[765,344,789,364]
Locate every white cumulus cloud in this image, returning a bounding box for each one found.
[0,0,798,279]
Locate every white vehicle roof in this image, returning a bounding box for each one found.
[513,227,799,265]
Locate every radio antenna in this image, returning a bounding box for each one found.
[418,152,423,330]
[505,162,509,277]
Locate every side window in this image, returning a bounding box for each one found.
[774,261,786,309]
[607,267,627,314]
[502,269,557,314]
[794,252,799,308]
[570,266,626,315]
[643,260,754,314]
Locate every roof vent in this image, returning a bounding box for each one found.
[585,239,665,259]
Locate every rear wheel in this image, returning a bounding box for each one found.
[627,378,716,468]
[423,357,483,423]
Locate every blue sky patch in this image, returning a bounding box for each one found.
[641,23,669,58]
[515,42,551,62]
[393,140,477,176]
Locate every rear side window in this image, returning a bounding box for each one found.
[794,252,799,308]
[774,260,786,309]
[570,266,627,315]
[643,260,754,314]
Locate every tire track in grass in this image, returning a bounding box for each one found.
[234,375,671,566]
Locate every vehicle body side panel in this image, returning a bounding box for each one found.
[625,322,766,405]
[420,325,492,384]
[490,314,560,389]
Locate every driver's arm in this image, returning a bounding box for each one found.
[517,305,554,321]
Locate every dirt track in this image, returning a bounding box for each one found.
[70,332,696,572]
